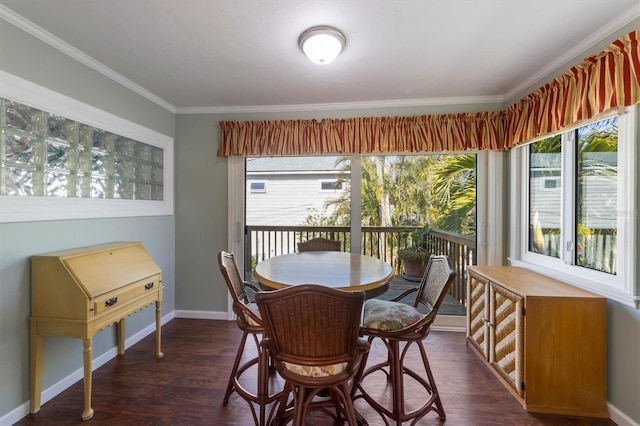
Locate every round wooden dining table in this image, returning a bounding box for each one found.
[253,251,393,298]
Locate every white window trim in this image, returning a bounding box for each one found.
[0,70,174,223]
[509,105,639,309]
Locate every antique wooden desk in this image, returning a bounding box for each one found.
[253,251,393,298]
[29,241,164,420]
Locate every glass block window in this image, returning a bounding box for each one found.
[1,98,164,200]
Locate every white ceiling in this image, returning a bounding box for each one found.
[1,0,639,113]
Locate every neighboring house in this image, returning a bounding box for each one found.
[246,156,349,259]
[530,152,617,231]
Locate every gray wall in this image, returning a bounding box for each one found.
[0,19,175,418]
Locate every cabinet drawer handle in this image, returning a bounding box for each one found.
[105,297,118,307]
[144,282,154,290]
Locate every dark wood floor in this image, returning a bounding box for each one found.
[17,319,616,426]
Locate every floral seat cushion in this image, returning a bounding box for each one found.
[283,361,348,377]
[363,299,425,331]
[244,302,261,326]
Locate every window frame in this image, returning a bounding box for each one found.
[509,105,638,308]
[0,70,174,223]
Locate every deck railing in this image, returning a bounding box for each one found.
[245,225,476,306]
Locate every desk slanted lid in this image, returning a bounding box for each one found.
[32,241,161,298]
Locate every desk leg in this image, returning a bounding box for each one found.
[117,318,126,355]
[82,338,94,420]
[155,300,163,358]
[29,320,44,414]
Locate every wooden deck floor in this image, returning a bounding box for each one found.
[377,274,467,316]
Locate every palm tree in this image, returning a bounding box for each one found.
[428,154,477,235]
[308,154,476,236]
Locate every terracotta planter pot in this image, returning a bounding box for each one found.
[401,258,427,281]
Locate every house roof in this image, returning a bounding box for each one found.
[0,1,637,113]
[247,156,345,172]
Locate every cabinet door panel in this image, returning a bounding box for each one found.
[490,283,524,397]
[467,271,490,359]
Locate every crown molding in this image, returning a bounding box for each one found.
[504,4,640,102]
[175,95,505,115]
[0,5,176,114]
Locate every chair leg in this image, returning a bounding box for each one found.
[274,383,359,426]
[355,337,446,425]
[223,330,249,404]
[271,382,292,426]
[415,340,445,420]
[335,382,358,426]
[224,330,283,426]
[389,340,404,424]
[293,385,307,426]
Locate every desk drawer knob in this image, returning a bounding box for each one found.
[145,282,154,290]
[105,297,118,307]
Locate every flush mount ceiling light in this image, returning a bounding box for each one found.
[299,26,346,65]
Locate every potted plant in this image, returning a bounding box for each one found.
[397,224,432,281]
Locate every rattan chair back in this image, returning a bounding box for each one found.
[413,255,457,326]
[256,284,368,425]
[218,251,261,328]
[218,251,281,425]
[297,237,341,252]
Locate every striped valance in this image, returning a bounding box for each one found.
[218,113,505,157]
[218,30,640,157]
[504,29,640,148]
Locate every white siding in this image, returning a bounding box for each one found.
[246,172,345,225]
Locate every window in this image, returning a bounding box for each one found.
[511,106,638,308]
[2,99,164,200]
[543,178,560,189]
[320,180,342,191]
[250,182,266,193]
[0,70,174,223]
[529,135,562,258]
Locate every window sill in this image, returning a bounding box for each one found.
[508,258,639,309]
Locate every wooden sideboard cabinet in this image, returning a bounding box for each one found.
[466,266,607,418]
[30,241,164,420]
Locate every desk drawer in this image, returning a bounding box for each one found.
[92,274,161,315]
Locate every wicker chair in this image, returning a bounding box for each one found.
[353,255,456,424]
[218,251,282,426]
[297,237,340,252]
[255,284,369,426]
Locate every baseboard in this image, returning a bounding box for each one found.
[609,402,640,426]
[173,309,228,320]
[432,314,466,331]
